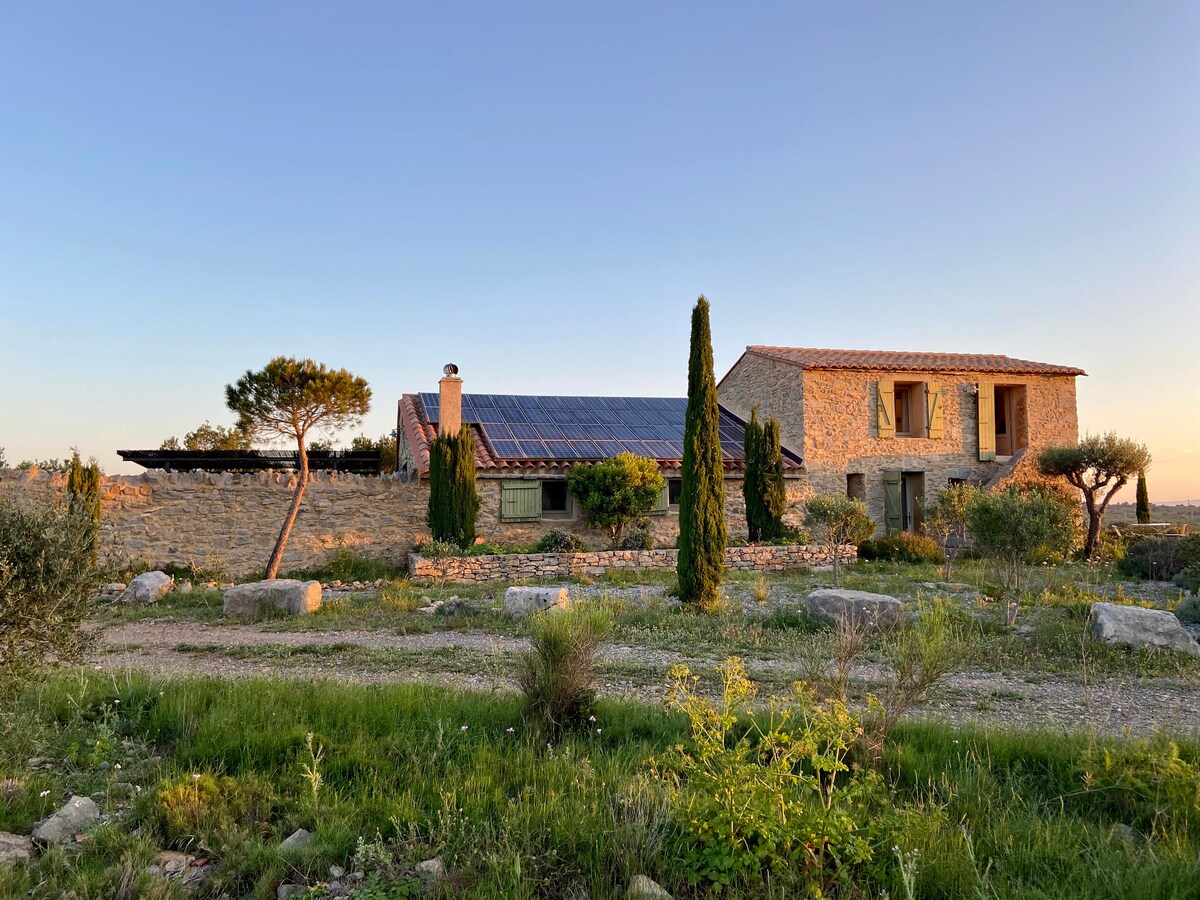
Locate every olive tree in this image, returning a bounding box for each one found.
[567,452,664,547]
[1037,433,1152,559]
[923,483,980,580]
[226,357,371,579]
[803,493,874,586]
[969,486,1074,625]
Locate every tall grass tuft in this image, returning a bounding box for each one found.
[518,606,612,741]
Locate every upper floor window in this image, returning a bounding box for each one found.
[878,378,943,440]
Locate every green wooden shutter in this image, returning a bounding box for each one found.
[883,470,902,534]
[925,382,944,439]
[501,480,541,522]
[977,383,996,461]
[877,378,895,439]
[650,482,669,515]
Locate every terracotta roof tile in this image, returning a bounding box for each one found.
[744,346,1085,376]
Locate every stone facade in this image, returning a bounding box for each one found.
[409,543,856,584]
[0,467,811,575]
[719,357,1079,533]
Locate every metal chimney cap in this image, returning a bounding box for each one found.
[442,363,459,376]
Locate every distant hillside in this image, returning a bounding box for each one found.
[1106,502,1199,528]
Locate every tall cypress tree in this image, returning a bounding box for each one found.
[743,407,764,542]
[427,426,480,548]
[677,296,726,609]
[1135,471,1150,525]
[66,450,102,558]
[761,417,787,541]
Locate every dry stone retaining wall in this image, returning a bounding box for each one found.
[409,543,856,583]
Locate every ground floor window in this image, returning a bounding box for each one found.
[540,480,572,518]
[846,473,866,501]
[668,478,682,507]
[500,479,575,522]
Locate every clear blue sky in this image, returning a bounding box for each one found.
[2,2,1197,499]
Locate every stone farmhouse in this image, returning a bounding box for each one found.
[398,345,1084,542]
[396,372,808,545]
[718,347,1084,534]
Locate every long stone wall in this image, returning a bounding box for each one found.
[408,543,856,584]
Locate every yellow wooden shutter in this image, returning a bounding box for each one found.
[925,382,944,439]
[977,383,995,461]
[877,378,895,439]
[501,479,541,521]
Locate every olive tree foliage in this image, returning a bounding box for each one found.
[968,486,1074,625]
[427,426,481,548]
[160,420,253,451]
[0,496,103,691]
[803,494,874,587]
[226,357,371,579]
[923,483,981,580]
[1036,433,1152,560]
[567,452,664,547]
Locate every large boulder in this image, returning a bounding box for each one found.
[804,588,904,629]
[1089,602,1200,657]
[0,832,33,865]
[504,586,570,617]
[223,580,322,617]
[120,571,173,605]
[31,796,99,845]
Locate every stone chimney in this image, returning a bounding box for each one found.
[438,364,462,436]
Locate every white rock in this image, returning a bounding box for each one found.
[628,874,672,899]
[277,828,311,853]
[415,857,447,883]
[805,588,904,629]
[1089,602,1200,656]
[0,832,33,865]
[224,580,322,617]
[503,586,570,617]
[120,571,173,605]
[31,795,99,844]
[101,583,127,594]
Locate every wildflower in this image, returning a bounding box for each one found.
[506,727,515,733]
[192,774,201,780]
[460,725,468,732]
[113,699,120,705]
[588,715,596,722]
[114,764,122,770]
[39,790,50,798]
[596,728,602,734]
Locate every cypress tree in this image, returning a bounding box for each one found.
[427,426,480,548]
[761,417,787,541]
[66,450,102,557]
[743,407,764,542]
[677,296,726,609]
[1136,472,1150,525]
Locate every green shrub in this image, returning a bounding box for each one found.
[804,493,874,586]
[0,496,103,689]
[653,658,885,892]
[1175,594,1200,622]
[567,453,664,547]
[518,606,612,741]
[617,520,654,551]
[1118,537,1187,581]
[532,530,589,553]
[857,532,943,565]
[427,425,481,549]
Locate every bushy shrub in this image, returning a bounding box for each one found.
[617,520,654,551]
[652,657,884,892]
[857,532,943,565]
[413,539,465,559]
[518,606,612,741]
[531,529,588,553]
[0,496,102,689]
[1174,592,1200,622]
[1175,568,1200,595]
[1118,537,1187,581]
[568,453,664,547]
[804,494,874,586]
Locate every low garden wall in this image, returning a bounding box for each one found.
[408,543,856,583]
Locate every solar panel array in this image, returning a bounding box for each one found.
[419,393,749,461]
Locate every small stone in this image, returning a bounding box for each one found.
[101,583,127,594]
[277,828,311,854]
[1112,823,1147,848]
[0,833,34,865]
[31,796,100,845]
[150,850,194,877]
[224,580,322,617]
[415,857,447,883]
[178,580,193,593]
[628,874,672,899]
[329,864,346,879]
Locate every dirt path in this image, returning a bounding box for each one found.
[95,620,1200,738]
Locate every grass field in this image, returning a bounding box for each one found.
[1,669,1199,899]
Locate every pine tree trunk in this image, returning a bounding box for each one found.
[265,438,309,579]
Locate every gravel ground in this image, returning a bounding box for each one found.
[95,619,1200,739]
